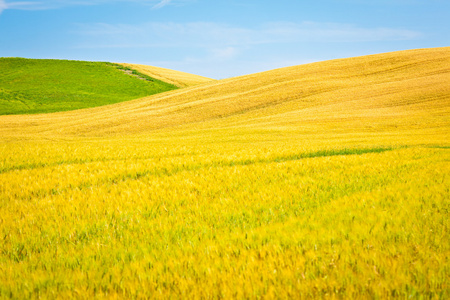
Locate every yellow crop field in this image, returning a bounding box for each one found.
[118,63,214,88]
[0,47,449,298]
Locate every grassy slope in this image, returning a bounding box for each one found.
[119,63,214,87]
[0,48,449,298]
[0,58,178,115]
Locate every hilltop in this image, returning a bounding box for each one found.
[119,63,214,88]
[1,47,449,146]
[0,58,211,115]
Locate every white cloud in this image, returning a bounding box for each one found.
[263,21,421,42]
[0,0,7,14]
[3,1,53,10]
[75,22,254,49]
[152,0,171,9]
[210,47,239,61]
[1,0,186,11]
[75,21,421,50]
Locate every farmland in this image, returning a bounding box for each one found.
[0,47,449,298]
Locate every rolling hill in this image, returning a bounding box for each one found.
[0,47,449,298]
[1,47,449,146]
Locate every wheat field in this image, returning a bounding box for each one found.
[0,47,449,298]
[118,63,214,88]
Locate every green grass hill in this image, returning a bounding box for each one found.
[0,58,178,115]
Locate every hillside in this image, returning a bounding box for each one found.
[0,58,179,115]
[0,47,449,298]
[119,63,214,88]
[1,47,449,145]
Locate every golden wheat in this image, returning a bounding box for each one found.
[118,63,214,88]
[0,47,449,298]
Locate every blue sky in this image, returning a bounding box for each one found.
[0,0,449,79]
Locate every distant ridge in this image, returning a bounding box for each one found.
[1,47,449,145]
